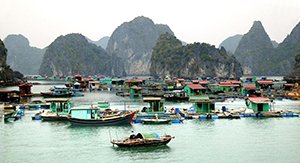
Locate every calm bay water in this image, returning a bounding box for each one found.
[1,82,300,163]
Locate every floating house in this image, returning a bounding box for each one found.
[112,79,125,86]
[245,97,271,112]
[189,96,215,113]
[184,84,205,96]
[125,79,144,87]
[130,86,142,97]
[141,97,165,113]
[256,80,273,90]
[40,98,73,121]
[219,81,241,92]
[241,84,257,96]
[19,83,33,97]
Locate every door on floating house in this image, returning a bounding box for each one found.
[257,103,263,112]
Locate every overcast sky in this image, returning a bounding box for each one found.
[0,0,299,48]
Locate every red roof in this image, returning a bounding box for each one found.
[187,84,205,90]
[192,80,199,83]
[226,80,242,84]
[257,80,273,85]
[199,80,210,85]
[243,84,256,90]
[248,97,270,103]
[125,79,143,83]
[219,82,239,87]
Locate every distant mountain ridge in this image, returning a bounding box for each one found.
[4,34,45,75]
[150,33,243,79]
[39,33,112,77]
[106,16,174,76]
[86,36,110,49]
[0,39,23,83]
[219,34,243,54]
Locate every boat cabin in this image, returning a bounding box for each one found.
[97,101,110,111]
[245,97,270,112]
[19,83,33,97]
[45,98,73,114]
[142,97,164,113]
[184,84,205,96]
[69,105,99,120]
[189,96,215,113]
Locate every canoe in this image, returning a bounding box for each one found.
[111,133,174,147]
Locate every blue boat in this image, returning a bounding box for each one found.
[41,85,73,97]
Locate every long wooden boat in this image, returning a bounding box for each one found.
[68,105,136,126]
[111,133,174,147]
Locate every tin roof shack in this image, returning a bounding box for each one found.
[256,80,273,90]
[218,81,240,92]
[142,97,164,113]
[245,97,271,112]
[189,96,215,113]
[184,84,206,96]
[272,81,287,90]
[241,84,257,96]
[192,80,210,87]
[164,80,177,91]
[0,90,20,103]
[19,83,33,97]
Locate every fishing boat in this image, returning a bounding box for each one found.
[68,105,136,126]
[41,85,73,97]
[40,98,73,121]
[111,133,174,147]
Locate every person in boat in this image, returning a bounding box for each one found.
[129,130,136,139]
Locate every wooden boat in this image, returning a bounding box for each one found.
[111,133,174,147]
[68,105,136,126]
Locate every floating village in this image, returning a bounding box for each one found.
[1,74,299,147]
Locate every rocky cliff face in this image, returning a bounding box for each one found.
[4,34,45,75]
[0,39,23,84]
[219,34,243,54]
[275,22,300,75]
[284,51,300,83]
[39,33,111,77]
[234,21,275,75]
[150,33,243,79]
[106,16,174,76]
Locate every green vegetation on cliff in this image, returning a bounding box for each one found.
[150,33,243,79]
[39,33,111,77]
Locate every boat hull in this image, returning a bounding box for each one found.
[111,136,173,147]
[68,112,135,126]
